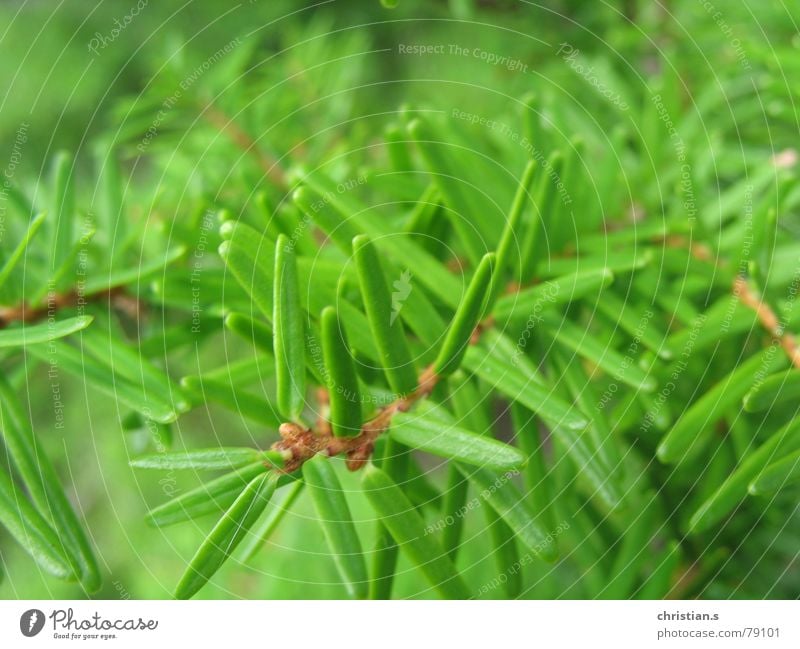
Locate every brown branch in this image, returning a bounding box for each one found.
[273,365,440,473]
[733,275,800,368]
[0,286,133,329]
[202,103,286,188]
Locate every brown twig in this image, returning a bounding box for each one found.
[273,365,441,473]
[202,103,286,188]
[0,286,132,329]
[733,275,800,368]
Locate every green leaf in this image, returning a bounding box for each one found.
[440,465,469,560]
[0,315,93,348]
[292,170,462,307]
[403,183,440,233]
[428,374,558,561]
[34,224,96,303]
[520,150,563,278]
[180,376,283,428]
[637,541,681,599]
[239,481,304,561]
[433,252,495,377]
[521,92,547,158]
[321,306,362,437]
[301,266,380,363]
[219,221,275,322]
[548,347,624,509]
[369,523,400,600]
[448,378,524,589]
[602,492,657,598]
[457,464,558,562]
[361,464,469,599]
[489,159,537,307]
[50,151,75,273]
[359,254,446,349]
[667,296,756,354]
[202,356,274,385]
[634,267,697,326]
[0,463,72,579]
[81,318,191,414]
[439,374,492,559]
[492,267,614,321]
[390,407,527,471]
[302,456,368,599]
[540,313,656,392]
[84,246,186,294]
[26,342,179,424]
[352,234,418,395]
[465,331,624,509]
[484,507,521,597]
[549,137,583,250]
[594,291,673,360]
[144,462,270,527]
[743,369,800,412]
[0,377,100,590]
[748,449,800,495]
[658,348,787,464]
[175,472,277,599]
[0,212,47,292]
[688,416,800,533]
[543,249,652,278]
[130,448,284,471]
[510,402,556,532]
[273,234,306,421]
[464,330,589,431]
[94,145,126,249]
[407,117,488,264]
[224,313,273,353]
[293,186,360,253]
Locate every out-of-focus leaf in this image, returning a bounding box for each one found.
[0,377,100,590]
[688,416,800,533]
[748,449,800,495]
[0,315,92,348]
[0,463,72,579]
[0,212,47,293]
[658,348,786,464]
[27,342,179,424]
[84,246,187,294]
[50,151,75,274]
[743,369,800,412]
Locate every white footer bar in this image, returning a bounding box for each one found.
[0,600,796,648]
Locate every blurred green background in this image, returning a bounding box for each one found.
[1,0,799,598]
